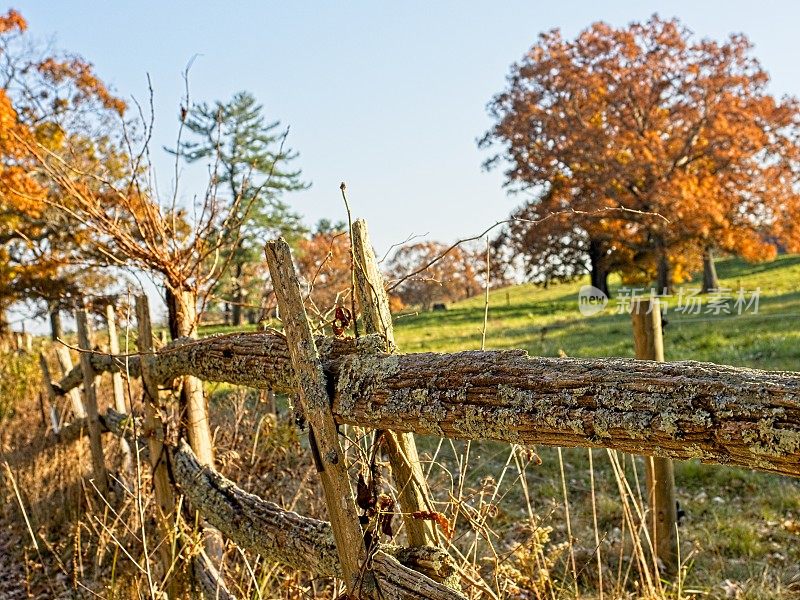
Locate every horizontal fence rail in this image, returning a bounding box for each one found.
[51,331,800,478]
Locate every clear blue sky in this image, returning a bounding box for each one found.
[13,0,800,256]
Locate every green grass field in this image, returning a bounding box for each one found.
[388,255,800,598]
[393,254,800,371]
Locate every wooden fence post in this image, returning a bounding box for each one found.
[106,304,131,467]
[631,297,678,574]
[266,238,373,597]
[75,306,109,495]
[352,219,438,548]
[136,295,181,597]
[54,345,87,419]
[38,353,61,434]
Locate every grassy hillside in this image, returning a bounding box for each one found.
[391,254,800,598]
[394,254,800,371]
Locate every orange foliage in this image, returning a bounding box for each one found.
[483,16,800,290]
[0,9,26,34]
[0,8,128,320]
[385,241,485,310]
[296,228,352,317]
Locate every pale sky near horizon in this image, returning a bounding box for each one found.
[9,1,800,330]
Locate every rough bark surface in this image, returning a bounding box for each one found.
[333,350,800,476]
[53,332,800,477]
[94,412,464,600]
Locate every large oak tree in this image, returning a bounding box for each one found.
[482,16,800,292]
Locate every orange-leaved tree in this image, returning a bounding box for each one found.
[0,8,128,334]
[482,15,800,292]
[385,240,486,310]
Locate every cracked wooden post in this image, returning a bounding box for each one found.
[631,297,678,575]
[106,304,131,468]
[352,219,438,548]
[135,295,181,598]
[39,353,61,434]
[54,345,86,418]
[265,238,373,597]
[75,305,109,495]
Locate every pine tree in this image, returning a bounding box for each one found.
[173,91,308,325]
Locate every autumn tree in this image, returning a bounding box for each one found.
[171,90,307,325]
[482,16,800,293]
[0,9,127,335]
[385,241,486,310]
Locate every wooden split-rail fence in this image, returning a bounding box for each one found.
[33,219,800,599]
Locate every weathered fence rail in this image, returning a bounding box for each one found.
[101,410,464,600]
[52,330,800,477]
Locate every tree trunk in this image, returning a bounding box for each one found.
[657,252,672,294]
[49,308,63,342]
[166,288,180,340]
[588,239,611,298]
[701,247,720,293]
[168,288,222,564]
[232,263,244,327]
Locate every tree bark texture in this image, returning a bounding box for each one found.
[265,238,371,595]
[353,219,439,547]
[51,332,800,478]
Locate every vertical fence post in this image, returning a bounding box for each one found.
[54,345,87,419]
[106,304,131,467]
[135,295,180,597]
[38,353,61,434]
[75,305,109,496]
[266,239,373,596]
[352,218,438,548]
[631,297,678,574]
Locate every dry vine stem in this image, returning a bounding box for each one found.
[50,331,800,478]
[265,238,374,597]
[352,218,438,548]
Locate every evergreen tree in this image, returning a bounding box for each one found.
[172,91,308,325]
